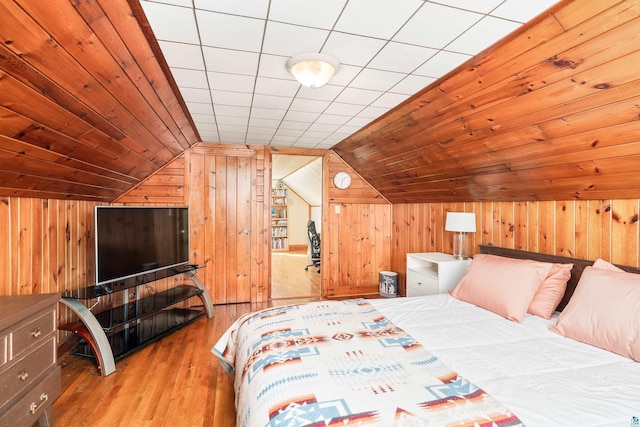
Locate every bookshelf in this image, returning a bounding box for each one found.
[271,186,288,251]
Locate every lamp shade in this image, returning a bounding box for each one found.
[445,212,476,233]
[286,53,339,88]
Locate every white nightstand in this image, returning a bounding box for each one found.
[406,252,471,297]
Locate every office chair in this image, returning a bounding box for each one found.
[305,220,320,273]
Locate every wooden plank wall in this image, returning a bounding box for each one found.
[322,152,392,297]
[391,199,640,296]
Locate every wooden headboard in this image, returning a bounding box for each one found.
[479,245,639,311]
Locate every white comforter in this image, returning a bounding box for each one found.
[371,294,640,426]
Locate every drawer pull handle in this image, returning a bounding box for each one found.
[18,369,29,381]
[31,327,42,338]
[29,393,48,415]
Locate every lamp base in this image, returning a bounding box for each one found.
[452,233,470,260]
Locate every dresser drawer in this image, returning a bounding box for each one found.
[11,309,56,359]
[0,365,61,427]
[0,336,56,409]
[0,334,7,369]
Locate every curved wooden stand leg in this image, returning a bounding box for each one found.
[59,298,116,376]
[188,274,214,318]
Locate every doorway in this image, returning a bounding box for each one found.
[270,154,322,300]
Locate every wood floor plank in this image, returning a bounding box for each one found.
[52,251,320,426]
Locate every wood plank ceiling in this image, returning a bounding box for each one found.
[0,0,198,201]
[334,0,640,203]
[1,0,640,204]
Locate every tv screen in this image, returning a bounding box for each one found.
[95,206,189,286]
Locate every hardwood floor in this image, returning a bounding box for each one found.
[52,252,320,426]
[52,299,320,426]
[270,248,321,299]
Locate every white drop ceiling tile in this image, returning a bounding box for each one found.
[279,121,311,131]
[328,64,362,86]
[179,87,211,103]
[394,3,482,49]
[447,16,521,55]
[247,136,275,144]
[415,50,471,78]
[492,0,559,23]
[338,124,365,134]
[212,90,253,106]
[293,141,320,148]
[358,105,391,119]
[255,77,300,97]
[290,98,331,113]
[196,10,264,51]
[345,116,375,127]
[186,102,214,114]
[324,102,363,116]
[262,21,329,57]
[214,105,251,117]
[283,110,320,122]
[193,121,218,131]
[322,33,386,67]
[257,54,291,80]
[275,131,304,140]
[170,68,209,89]
[335,88,383,106]
[247,127,277,136]
[218,124,248,133]
[219,136,247,143]
[335,0,423,39]
[390,75,435,95]
[150,0,193,7]
[269,0,346,29]
[216,115,248,126]
[297,85,343,102]
[250,107,287,120]
[193,0,269,19]
[369,43,438,73]
[370,92,410,108]
[203,47,260,75]
[191,113,216,122]
[308,122,342,132]
[208,72,256,93]
[320,141,342,149]
[249,118,281,129]
[350,69,406,92]
[434,0,505,14]
[141,2,200,44]
[158,41,205,71]
[199,133,220,141]
[252,94,293,110]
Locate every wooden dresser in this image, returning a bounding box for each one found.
[0,293,61,427]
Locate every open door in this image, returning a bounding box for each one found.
[270,154,322,300]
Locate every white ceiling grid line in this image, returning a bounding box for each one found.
[141,0,560,148]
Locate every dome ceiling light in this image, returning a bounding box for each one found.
[286,53,339,88]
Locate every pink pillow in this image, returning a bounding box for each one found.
[528,263,573,319]
[551,266,640,361]
[452,254,551,322]
[592,258,624,272]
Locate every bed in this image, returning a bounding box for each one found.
[213,245,640,426]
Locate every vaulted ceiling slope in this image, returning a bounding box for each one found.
[334,0,640,203]
[0,0,198,201]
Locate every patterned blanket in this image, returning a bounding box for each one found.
[213,299,523,427]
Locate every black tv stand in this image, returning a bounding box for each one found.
[60,265,213,376]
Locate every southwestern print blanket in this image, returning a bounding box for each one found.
[213,299,522,427]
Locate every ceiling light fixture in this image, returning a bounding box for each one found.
[286,53,339,88]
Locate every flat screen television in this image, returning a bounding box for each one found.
[95,206,189,286]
